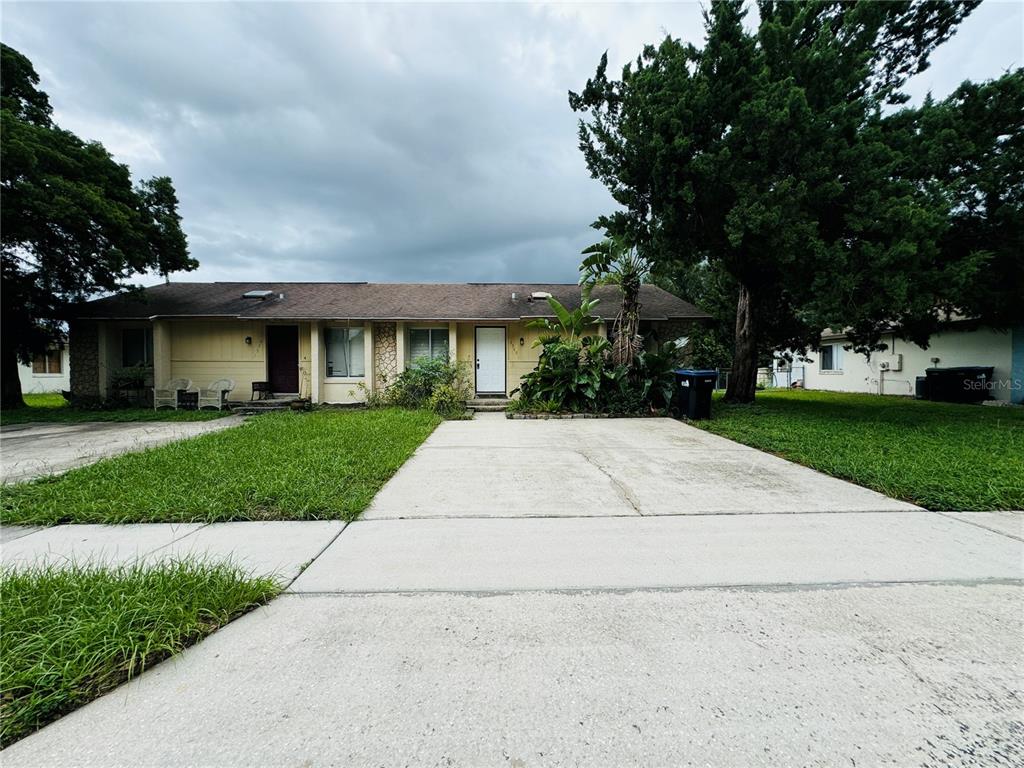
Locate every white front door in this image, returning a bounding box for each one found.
[475,327,506,394]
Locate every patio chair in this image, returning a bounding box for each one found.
[197,378,235,411]
[153,378,193,410]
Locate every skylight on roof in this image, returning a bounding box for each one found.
[242,290,274,299]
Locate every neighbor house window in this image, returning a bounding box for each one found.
[819,343,842,371]
[32,349,62,375]
[325,327,365,377]
[409,328,449,362]
[122,328,153,366]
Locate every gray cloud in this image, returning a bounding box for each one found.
[3,1,1021,284]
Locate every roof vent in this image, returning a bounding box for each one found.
[242,290,274,300]
[531,291,552,300]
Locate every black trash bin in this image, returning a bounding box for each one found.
[914,376,929,400]
[673,369,717,420]
[924,366,994,403]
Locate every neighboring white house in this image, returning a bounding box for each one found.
[775,323,1024,404]
[18,345,71,394]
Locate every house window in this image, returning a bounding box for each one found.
[409,328,449,363]
[820,343,843,372]
[32,349,62,375]
[325,327,365,377]
[121,328,153,366]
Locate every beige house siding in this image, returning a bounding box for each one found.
[168,320,266,401]
[75,315,694,405]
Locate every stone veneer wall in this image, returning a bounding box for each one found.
[69,320,100,398]
[373,322,398,389]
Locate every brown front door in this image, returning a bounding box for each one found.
[266,325,299,394]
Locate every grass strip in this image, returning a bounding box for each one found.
[0,559,279,746]
[2,408,441,524]
[699,389,1024,511]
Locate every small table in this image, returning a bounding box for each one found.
[251,381,273,400]
[177,391,199,411]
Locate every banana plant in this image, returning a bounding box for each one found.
[527,294,602,346]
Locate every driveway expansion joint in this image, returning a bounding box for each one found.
[283,577,1024,598]
[932,510,1024,542]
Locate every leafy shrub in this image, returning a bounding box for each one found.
[356,357,471,418]
[427,382,472,419]
[635,341,687,410]
[512,296,686,416]
[108,365,152,390]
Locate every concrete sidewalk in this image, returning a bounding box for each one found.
[0,417,245,484]
[0,521,344,583]
[291,511,1023,593]
[4,582,1020,767]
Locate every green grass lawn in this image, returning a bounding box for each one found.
[1,393,229,426]
[699,389,1024,511]
[1,408,440,525]
[0,560,279,747]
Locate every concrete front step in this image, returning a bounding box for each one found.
[231,406,293,414]
[229,398,305,414]
[468,399,510,412]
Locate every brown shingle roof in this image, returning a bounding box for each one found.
[75,282,710,322]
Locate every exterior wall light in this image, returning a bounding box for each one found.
[245,336,252,345]
[519,337,525,346]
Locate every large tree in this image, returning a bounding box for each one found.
[570,0,989,402]
[898,70,1024,334]
[1,43,196,409]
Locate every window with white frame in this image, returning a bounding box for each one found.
[325,327,365,377]
[819,343,843,371]
[32,348,62,375]
[408,328,449,363]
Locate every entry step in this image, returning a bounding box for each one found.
[468,398,511,412]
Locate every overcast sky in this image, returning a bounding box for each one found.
[2,1,1021,285]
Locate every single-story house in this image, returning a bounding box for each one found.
[69,282,709,404]
[18,342,70,395]
[774,323,1024,404]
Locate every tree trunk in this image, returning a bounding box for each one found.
[724,281,759,404]
[1,335,26,409]
[613,278,642,368]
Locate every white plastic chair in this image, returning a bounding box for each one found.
[197,379,235,410]
[153,378,192,410]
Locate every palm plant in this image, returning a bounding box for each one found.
[580,236,653,368]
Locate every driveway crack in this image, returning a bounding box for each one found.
[578,449,643,515]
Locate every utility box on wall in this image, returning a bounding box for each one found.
[878,354,903,372]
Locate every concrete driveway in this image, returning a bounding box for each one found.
[4,414,1022,767]
[363,414,919,517]
[0,417,244,484]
